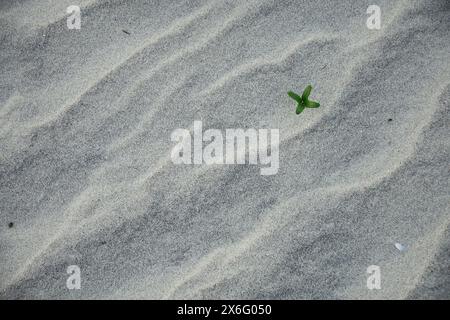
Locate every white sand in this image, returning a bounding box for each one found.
[0,0,449,299]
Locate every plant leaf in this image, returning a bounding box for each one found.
[305,100,320,108]
[302,85,312,101]
[288,91,302,103]
[296,103,306,114]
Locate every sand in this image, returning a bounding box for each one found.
[0,0,449,299]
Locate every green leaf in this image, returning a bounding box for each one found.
[288,91,302,103]
[302,85,312,101]
[296,103,306,114]
[305,100,320,108]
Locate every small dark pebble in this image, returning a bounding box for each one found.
[388,118,393,122]
[122,29,131,35]
[8,222,14,228]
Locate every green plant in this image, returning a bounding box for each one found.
[288,85,320,114]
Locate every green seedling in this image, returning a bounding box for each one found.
[288,85,320,114]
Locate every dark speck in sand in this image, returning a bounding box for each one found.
[388,118,393,122]
[8,222,14,228]
[122,30,131,35]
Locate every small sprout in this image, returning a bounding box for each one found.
[288,85,320,115]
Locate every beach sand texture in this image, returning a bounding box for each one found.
[0,0,449,299]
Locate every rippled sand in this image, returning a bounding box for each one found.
[0,0,449,299]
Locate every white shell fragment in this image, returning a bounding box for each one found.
[395,243,406,252]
